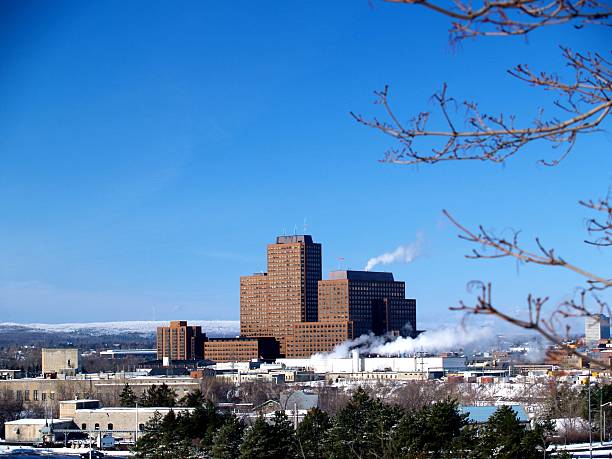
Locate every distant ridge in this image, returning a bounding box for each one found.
[0,320,240,338]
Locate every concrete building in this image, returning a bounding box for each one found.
[156,320,205,361]
[203,337,280,363]
[585,314,610,346]
[4,418,75,444]
[42,348,79,377]
[277,353,466,378]
[241,235,322,354]
[0,375,200,414]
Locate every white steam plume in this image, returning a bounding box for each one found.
[364,233,424,271]
[315,325,494,359]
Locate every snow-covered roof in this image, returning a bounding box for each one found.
[5,419,72,425]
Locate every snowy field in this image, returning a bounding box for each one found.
[0,320,240,337]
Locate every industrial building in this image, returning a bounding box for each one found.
[203,337,280,362]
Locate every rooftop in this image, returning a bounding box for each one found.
[459,405,529,423]
[275,235,314,244]
[328,270,395,282]
[6,418,72,425]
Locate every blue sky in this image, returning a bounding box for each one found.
[0,1,609,330]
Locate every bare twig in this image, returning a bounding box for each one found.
[352,49,611,166]
[385,0,611,40]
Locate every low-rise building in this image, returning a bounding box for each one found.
[203,337,280,362]
[4,419,75,444]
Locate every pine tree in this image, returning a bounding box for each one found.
[181,389,207,407]
[295,407,331,459]
[119,383,137,407]
[140,383,177,407]
[474,405,526,459]
[324,387,402,459]
[211,415,245,459]
[239,416,274,459]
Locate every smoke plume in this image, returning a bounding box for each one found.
[364,234,423,271]
[313,325,494,359]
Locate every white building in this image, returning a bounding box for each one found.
[585,314,610,346]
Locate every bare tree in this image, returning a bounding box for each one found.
[356,0,611,367]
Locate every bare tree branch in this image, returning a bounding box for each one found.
[351,49,611,166]
[385,0,611,39]
[451,281,612,370]
[443,209,612,290]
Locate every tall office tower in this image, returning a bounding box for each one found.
[156,320,205,361]
[240,235,322,353]
[240,272,270,337]
[286,270,417,357]
[318,270,417,337]
[585,314,610,346]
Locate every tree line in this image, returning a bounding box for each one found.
[131,387,562,459]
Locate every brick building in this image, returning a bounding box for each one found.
[240,235,322,353]
[156,321,205,361]
[203,337,280,363]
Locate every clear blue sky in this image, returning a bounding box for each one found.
[0,1,609,330]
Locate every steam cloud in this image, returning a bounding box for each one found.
[314,325,494,359]
[364,234,424,271]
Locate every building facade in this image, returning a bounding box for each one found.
[156,320,205,361]
[203,337,280,362]
[318,270,417,338]
[585,314,610,346]
[42,348,80,377]
[240,235,322,353]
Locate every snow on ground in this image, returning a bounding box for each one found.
[0,320,240,337]
[0,444,130,456]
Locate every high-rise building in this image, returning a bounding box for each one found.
[241,235,322,353]
[585,314,610,346]
[156,321,205,361]
[318,270,417,337]
[286,270,417,357]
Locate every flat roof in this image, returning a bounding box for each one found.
[328,270,394,282]
[76,407,195,414]
[6,419,72,425]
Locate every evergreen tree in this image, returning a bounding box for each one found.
[212,415,245,459]
[239,416,275,459]
[132,411,164,458]
[324,387,402,459]
[181,389,207,407]
[239,412,296,459]
[390,398,469,457]
[140,383,177,407]
[295,407,331,459]
[473,405,527,459]
[119,383,137,407]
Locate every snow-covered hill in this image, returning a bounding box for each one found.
[0,320,240,337]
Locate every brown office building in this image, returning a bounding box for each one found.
[156,321,205,361]
[319,270,417,338]
[240,235,322,353]
[285,270,417,357]
[203,337,280,363]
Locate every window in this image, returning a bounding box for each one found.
[139,424,145,431]
[49,392,55,400]
[16,390,22,400]
[107,423,113,430]
[94,423,100,430]
[81,423,87,430]
[41,392,47,401]
[33,390,38,401]
[24,390,30,401]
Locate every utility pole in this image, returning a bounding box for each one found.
[588,372,593,459]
